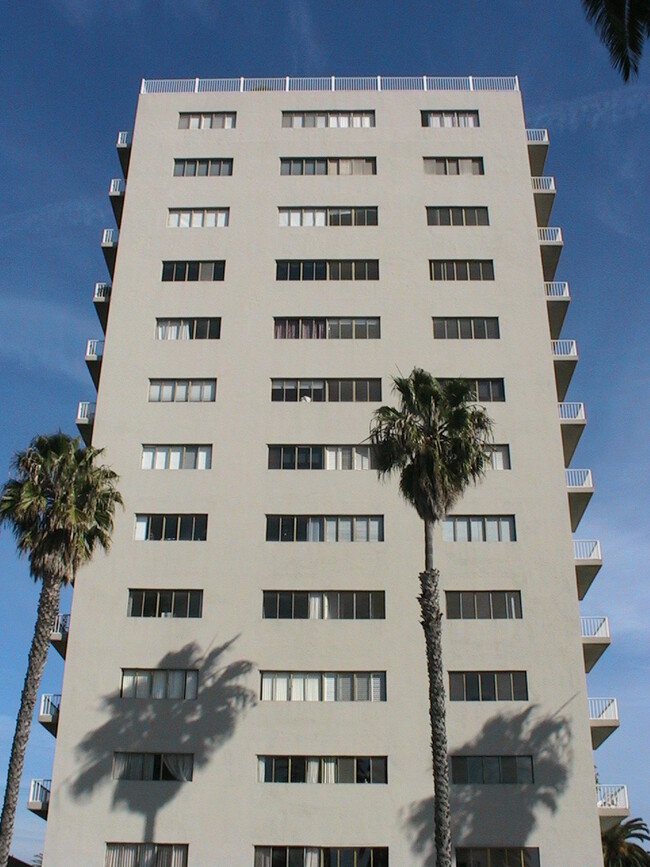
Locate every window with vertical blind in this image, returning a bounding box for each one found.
[279,207,378,227]
[265,515,383,542]
[155,318,221,340]
[141,445,212,470]
[167,207,229,228]
[267,445,376,470]
[263,590,385,620]
[260,671,386,702]
[178,111,235,129]
[282,110,375,128]
[120,669,198,700]
[148,379,216,402]
[421,110,480,127]
[258,755,387,784]
[442,515,515,542]
[424,157,484,175]
[271,379,381,402]
[280,157,376,176]
[274,317,380,339]
[105,843,188,867]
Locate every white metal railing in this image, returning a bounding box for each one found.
[102,228,118,245]
[51,613,70,634]
[545,281,570,298]
[76,401,96,423]
[581,616,610,638]
[574,539,602,560]
[532,176,556,192]
[28,779,51,804]
[597,785,628,809]
[93,282,111,301]
[116,131,131,146]
[538,227,563,243]
[552,339,578,358]
[558,402,585,421]
[85,339,104,359]
[589,697,619,721]
[526,128,549,144]
[566,468,593,488]
[140,75,520,94]
[39,694,61,717]
[109,178,125,195]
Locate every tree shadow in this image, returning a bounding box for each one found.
[403,707,573,865]
[70,636,255,840]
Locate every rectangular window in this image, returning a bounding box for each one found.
[427,206,489,227]
[451,755,534,784]
[275,260,379,281]
[448,671,528,702]
[278,207,378,227]
[178,111,236,129]
[282,110,375,129]
[260,671,386,702]
[120,669,199,700]
[424,157,484,175]
[280,157,376,176]
[161,260,225,282]
[105,844,188,867]
[268,445,376,470]
[258,755,387,784]
[432,318,499,339]
[173,158,233,177]
[148,379,216,402]
[128,589,203,618]
[254,848,389,867]
[271,379,381,402]
[456,849,540,867]
[112,752,194,781]
[446,590,521,620]
[422,110,479,128]
[437,379,505,402]
[489,444,511,470]
[263,590,385,620]
[442,515,515,542]
[265,515,384,542]
[167,208,229,228]
[274,317,380,339]
[429,260,494,281]
[155,318,221,340]
[134,514,208,542]
[141,445,212,470]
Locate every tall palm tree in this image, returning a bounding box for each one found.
[582,0,650,80]
[603,817,650,866]
[0,433,122,867]
[370,370,493,867]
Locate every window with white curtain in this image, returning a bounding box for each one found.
[260,672,386,702]
[178,111,236,129]
[262,590,385,620]
[105,843,188,867]
[141,445,212,470]
[273,318,380,340]
[282,110,375,128]
[120,669,198,700]
[442,515,516,542]
[265,515,383,542]
[424,156,484,176]
[421,110,480,128]
[267,445,376,470]
[258,755,387,783]
[155,318,221,340]
[167,208,229,228]
[488,445,511,470]
[148,379,216,402]
[280,157,376,176]
[253,847,389,867]
[112,752,194,781]
[278,207,378,227]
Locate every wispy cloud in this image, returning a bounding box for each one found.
[529,85,650,133]
[51,0,144,26]
[0,196,105,244]
[288,0,326,72]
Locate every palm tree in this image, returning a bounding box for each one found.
[603,817,650,866]
[0,433,122,867]
[370,370,493,867]
[582,0,650,80]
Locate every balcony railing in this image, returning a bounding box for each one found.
[531,176,556,192]
[597,784,628,810]
[574,539,602,560]
[558,402,585,421]
[116,131,131,147]
[27,779,51,817]
[538,227,563,243]
[581,616,610,638]
[39,694,61,718]
[545,281,570,298]
[526,129,549,144]
[76,401,95,423]
[589,697,619,721]
[85,339,104,360]
[109,178,125,195]
[566,468,593,488]
[52,613,70,635]
[552,339,578,358]
[93,282,111,302]
[101,228,118,246]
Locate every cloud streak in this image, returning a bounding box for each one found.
[529,85,650,133]
[288,0,326,72]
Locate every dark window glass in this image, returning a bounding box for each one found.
[290,757,306,783]
[449,673,464,701]
[496,672,513,701]
[274,757,289,783]
[446,592,461,619]
[338,757,355,783]
[491,592,507,619]
[461,591,475,619]
[512,672,528,701]
[149,515,164,540]
[278,592,292,619]
[355,592,370,619]
[293,592,309,619]
[371,592,385,619]
[480,672,496,701]
[451,756,468,783]
[279,516,294,541]
[128,590,144,617]
[465,672,480,701]
[339,592,354,619]
[476,592,491,619]
[142,591,158,617]
[268,446,282,469]
[500,756,518,783]
[266,515,280,541]
[263,592,278,619]
[162,262,175,281]
[173,591,189,618]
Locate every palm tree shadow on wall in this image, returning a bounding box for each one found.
[69,637,255,841]
[403,707,573,866]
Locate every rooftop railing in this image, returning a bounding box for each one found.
[574,539,602,560]
[566,468,593,488]
[597,784,628,809]
[589,697,619,721]
[532,176,556,192]
[538,227,563,243]
[552,339,578,358]
[581,616,610,638]
[526,128,549,144]
[558,402,585,420]
[545,281,570,298]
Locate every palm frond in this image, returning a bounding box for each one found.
[583,0,650,80]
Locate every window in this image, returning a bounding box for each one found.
[112,752,194,781]
[156,318,221,340]
[265,515,384,542]
[446,590,521,620]
[128,589,203,618]
[427,206,489,227]
[451,755,534,785]
[278,207,378,227]
[280,157,376,176]
[134,514,208,541]
[141,445,212,470]
[254,848,388,867]
[105,843,188,867]
[173,158,233,177]
[178,111,235,129]
[429,260,494,281]
[449,671,528,702]
[282,110,375,128]
[456,848,540,867]
[167,208,229,228]
[161,260,225,282]
[433,318,499,339]
[260,671,387,702]
[437,379,505,402]
[424,157,484,175]
[274,318,380,339]
[120,669,199,700]
[276,260,379,281]
[489,445,511,470]
[443,515,515,542]
[148,379,216,402]
[263,591,385,620]
[422,110,479,127]
[271,379,381,402]
[268,445,376,470]
[258,755,387,784]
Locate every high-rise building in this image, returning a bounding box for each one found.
[32,76,625,867]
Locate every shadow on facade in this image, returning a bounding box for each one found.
[70,637,256,840]
[402,707,573,866]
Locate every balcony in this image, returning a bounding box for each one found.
[50,613,70,658]
[116,130,132,176]
[526,128,549,175]
[76,401,95,446]
[597,784,629,831]
[558,402,586,464]
[574,539,602,600]
[101,228,118,277]
[109,178,125,224]
[581,616,611,672]
[531,176,556,226]
[93,282,111,331]
[27,779,50,819]
[544,282,570,339]
[85,339,104,387]
[552,339,578,401]
[589,697,620,749]
[566,468,594,531]
[38,694,60,737]
[538,226,563,280]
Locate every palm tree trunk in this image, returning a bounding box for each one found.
[0,576,62,867]
[419,518,452,867]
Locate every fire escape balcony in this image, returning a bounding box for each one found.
[551,339,578,400]
[597,785,629,831]
[558,402,586,464]
[589,698,620,749]
[109,178,125,225]
[116,130,132,176]
[50,613,70,658]
[101,228,118,277]
[526,128,549,176]
[538,226,563,280]
[565,468,594,531]
[544,281,570,339]
[27,779,50,819]
[531,176,556,226]
[580,616,611,672]
[38,694,61,737]
[93,282,111,331]
[573,539,602,600]
[76,401,95,446]
[85,339,104,387]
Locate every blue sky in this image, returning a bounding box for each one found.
[0,0,648,860]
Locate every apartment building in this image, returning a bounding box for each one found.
[31,75,625,866]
